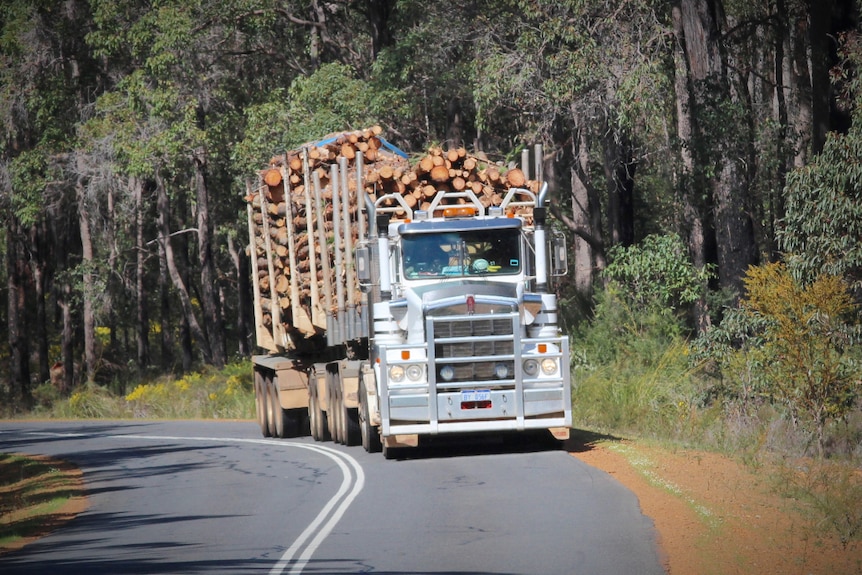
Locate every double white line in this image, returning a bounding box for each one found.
[18,431,365,575]
[253,439,365,575]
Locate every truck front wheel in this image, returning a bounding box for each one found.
[359,380,381,453]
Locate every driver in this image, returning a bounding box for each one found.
[405,243,449,277]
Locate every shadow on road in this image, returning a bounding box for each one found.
[381,427,621,461]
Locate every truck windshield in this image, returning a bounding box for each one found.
[402,229,522,279]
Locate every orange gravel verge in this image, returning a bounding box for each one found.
[571,440,862,575]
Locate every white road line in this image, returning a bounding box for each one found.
[12,431,365,575]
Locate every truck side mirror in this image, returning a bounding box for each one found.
[356,246,371,284]
[551,231,567,277]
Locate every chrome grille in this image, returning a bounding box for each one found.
[433,318,514,338]
[435,339,514,359]
[430,313,517,384]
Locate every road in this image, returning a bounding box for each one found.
[0,421,666,574]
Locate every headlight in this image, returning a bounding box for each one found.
[494,363,510,379]
[540,357,558,375]
[389,365,405,382]
[523,359,538,376]
[406,364,424,381]
[439,365,455,381]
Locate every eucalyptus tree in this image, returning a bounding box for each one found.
[470,0,674,310]
[779,24,862,295]
[1,0,101,398]
[671,0,850,300]
[85,0,308,370]
[673,0,758,303]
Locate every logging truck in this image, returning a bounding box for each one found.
[245,127,571,458]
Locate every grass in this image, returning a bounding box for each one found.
[10,360,257,421]
[0,453,86,554]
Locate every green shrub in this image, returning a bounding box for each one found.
[604,233,711,315]
[571,292,703,439]
[54,383,129,419]
[34,360,256,420]
[694,262,861,457]
[569,235,712,440]
[30,382,63,411]
[572,337,701,438]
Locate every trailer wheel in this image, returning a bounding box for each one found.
[263,371,278,437]
[269,380,289,438]
[264,374,279,437]
[254,370,270,438]
[308,383,330,441]
[359,380,381,453]
[340,404,361,447]
[327,373,342,443]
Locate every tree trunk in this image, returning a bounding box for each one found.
[677,0,757,298]
[61,282,74,393]
[75,164,97,383]
[783,0,814,168]
[602,129,636,248]
[155,170,213,366]
[807,0,833,154]
[569,122,601,299]
[363,0,395,60]
[193,148,226,367]
[178,198,194,372]
[157,232,174,371]
[132,176,150,370]
[228,233,251,357]
[6,222,31,407]
[29,222,50,386]
[672,2,711,333]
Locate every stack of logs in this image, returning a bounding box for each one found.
[246,126,541,344]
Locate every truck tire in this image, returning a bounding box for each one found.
[269,380,288,438]
[264,375,279,437]
[254,370,270,438]
[327,373,342,443]
[340,402,361,447]
[359,380,381,453]
[308,384,330,441]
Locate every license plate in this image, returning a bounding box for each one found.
[461,389,491,402]
[460,389,492,409]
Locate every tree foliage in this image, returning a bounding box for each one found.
[604,234,712,314]
[0,0,860,415]
[779,24,862,295]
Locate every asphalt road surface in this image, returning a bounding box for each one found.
[0,420,665,574]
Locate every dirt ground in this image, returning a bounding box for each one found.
[571,438,862,575]
[0,454,88,557]
[4,441,862,574]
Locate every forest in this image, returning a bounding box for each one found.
[2,0,861,452]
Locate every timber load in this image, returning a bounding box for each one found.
[244,126,541,354]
